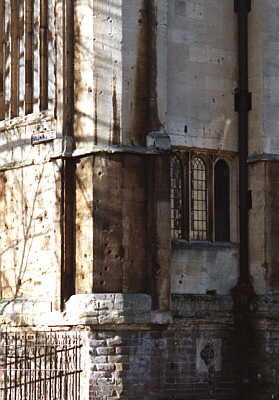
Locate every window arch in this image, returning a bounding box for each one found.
[170,151,232,243]
[214,159,230,241]
[191,156,208,240]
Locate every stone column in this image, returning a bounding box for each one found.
[73,0,171,309]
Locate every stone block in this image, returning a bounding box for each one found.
[107,336,122,346]
[151,311,173,324]
[115,363,123,371]
[96,363,115,372]
[108,355,129,363]
[94,356,107,364]
[90,339,107,347]
[64,294,153,325]
[91,371,111,381]
[96,347,115,356]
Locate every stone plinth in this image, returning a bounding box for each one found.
[65,293,172,326]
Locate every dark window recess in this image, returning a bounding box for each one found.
[214,160,230,241]
[171,155,183,240]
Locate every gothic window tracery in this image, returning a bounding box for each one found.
[191,156,208,240]
[171,151,231,242]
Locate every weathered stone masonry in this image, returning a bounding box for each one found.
[1,1,279,399]
[0,293,237,400]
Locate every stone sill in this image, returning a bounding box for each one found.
[172,240,239,250]
[171,294,234,319]
[0,109,55,132]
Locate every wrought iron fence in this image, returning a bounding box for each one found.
[0,331,82,400]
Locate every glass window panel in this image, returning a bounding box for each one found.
[191,156,208,240]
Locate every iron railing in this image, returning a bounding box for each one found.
[0,331,82,400]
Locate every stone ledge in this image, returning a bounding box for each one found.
[252,295,279,318]
[64,294,154,325]
[0,299,52,326]
[171,294,234,319]
[0,294,173,327]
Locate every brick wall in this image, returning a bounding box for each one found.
[68,294,237,400]
[3,294,279,399]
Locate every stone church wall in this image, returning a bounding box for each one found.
[167,0,238,152]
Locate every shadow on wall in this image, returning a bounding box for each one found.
[74,0,161,147]
[0,0,155,304]
[0,162,59,306]
[74,0,122,146]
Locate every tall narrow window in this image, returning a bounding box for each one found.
[214,159,230,241]
[171,155,183,240]
[191,156,208,240]
[0,0,55,120]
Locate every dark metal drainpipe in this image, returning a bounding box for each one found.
[234,0,252,287]
[232,1,255,399]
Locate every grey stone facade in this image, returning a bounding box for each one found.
[1,1,279,399]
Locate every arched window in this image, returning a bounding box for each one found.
[191,157,208,240]
[171,155,183,240]
[170,151,231,243]
[214,159,230,241]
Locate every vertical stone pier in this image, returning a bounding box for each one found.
[65,294,172,399]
